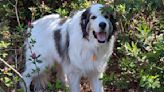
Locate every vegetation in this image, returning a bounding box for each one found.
[0,0,163,92]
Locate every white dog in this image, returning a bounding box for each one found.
[20,4,116,92]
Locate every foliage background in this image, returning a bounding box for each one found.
[0,0,164,92]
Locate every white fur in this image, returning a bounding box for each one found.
[20,4,115,92]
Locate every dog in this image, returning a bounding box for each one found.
[20,4,116,92]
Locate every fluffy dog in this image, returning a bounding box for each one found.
[20,4,116,92]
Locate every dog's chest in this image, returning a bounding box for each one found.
[69,42,109,73]
[81,44,108,61]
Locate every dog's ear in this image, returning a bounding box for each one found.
[110,14,116,33]
[81,8,91,39]
[107,14,116,41]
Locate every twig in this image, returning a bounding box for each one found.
[0,58,22,78]
[7,0,20,27]
[14,48,18,92]
[15,0,21,27]
[7,0,14,6]
[0,57,27,92]
[14,49,18,69]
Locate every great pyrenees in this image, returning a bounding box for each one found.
[20,4,116,92]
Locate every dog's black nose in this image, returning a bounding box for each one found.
[99,22,106,29]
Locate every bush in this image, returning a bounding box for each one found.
[103,0,164,91]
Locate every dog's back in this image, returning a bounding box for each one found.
[21,14,70,92]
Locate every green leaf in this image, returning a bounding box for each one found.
[0,41,10,48]
[55,79,62,89]
[36,59,42,63]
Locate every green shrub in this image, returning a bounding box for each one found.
[103,0,164,91]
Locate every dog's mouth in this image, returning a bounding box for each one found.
[93,31,106,43]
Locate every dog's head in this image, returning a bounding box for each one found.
[81,4,116,43]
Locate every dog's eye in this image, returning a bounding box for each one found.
[91,16,97,19]
[104,15,109,19]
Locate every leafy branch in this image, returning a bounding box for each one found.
[0,57,27,92]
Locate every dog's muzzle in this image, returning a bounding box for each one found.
[93,31,107,43]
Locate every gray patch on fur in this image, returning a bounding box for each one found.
[62,30,70,63]
[65,30,69,52]
[54,28,70,63]
[59,18,67,25]
[69,11,78,17]
[54,29,62,56]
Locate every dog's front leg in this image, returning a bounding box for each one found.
[68,73,80,92]
[90,75,104,92]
